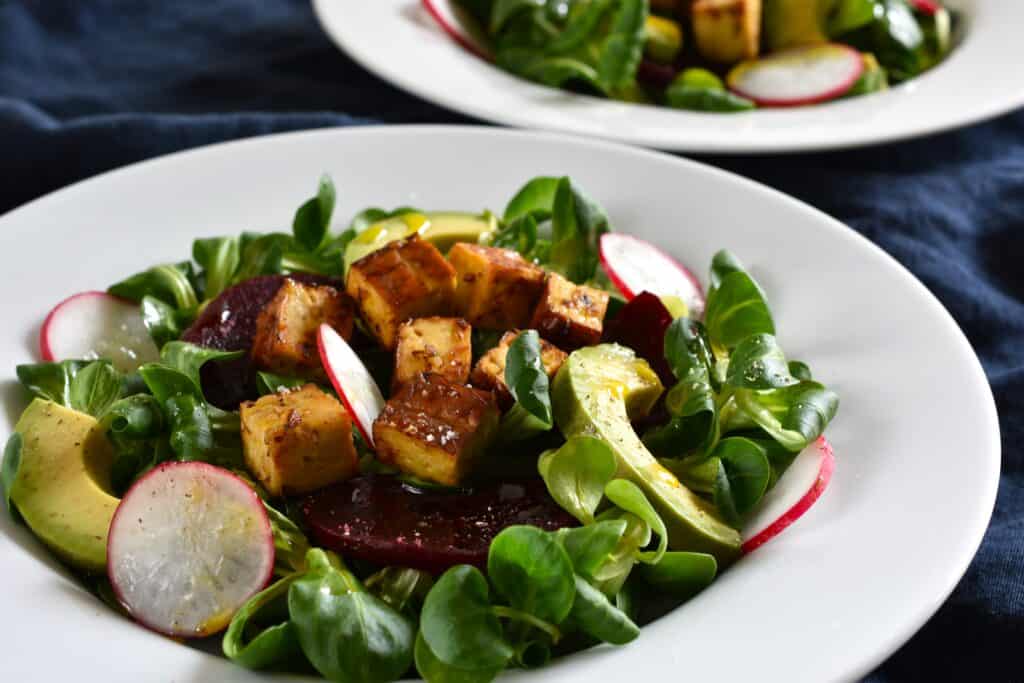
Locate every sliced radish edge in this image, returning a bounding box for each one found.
[317,324,386,448]
[741,436,835,554]
[421,0,493,62]
[599,232,705,319]
[728,44,865,108]
[910,0,940,15]
[40,290,160,372]
[107,462,274,638]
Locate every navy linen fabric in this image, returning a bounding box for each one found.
[1,2,1021,680]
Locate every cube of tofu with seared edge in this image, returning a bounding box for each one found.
[530,272,610,350]
[373,373,500,486]
[346,236,457,350]
[691,0,762,64]
[392,317,473,393]
[251,279,356,381]
[471,331,568,409]
[240,384,359,497]
[448,243,546,330]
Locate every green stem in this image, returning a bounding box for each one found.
[491,606,562,644]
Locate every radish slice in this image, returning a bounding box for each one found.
[318,323,385,447]
[741,437,835,554]
[421,0,493,61]
[599,233,705,319]
[910,0,940,15]
[107,462,274,637]
[727,44,865,108]
[40,291,159,372]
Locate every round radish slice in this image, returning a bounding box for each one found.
[727,44,865,108]
[41,291,159,372]
[318,323,385,447]
[421,0,493,61]
[910,0,940,15]
[599,233,705,319]
[107,462,274,638]
[741,437,835,554]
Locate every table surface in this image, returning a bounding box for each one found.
[2,2,1021,680]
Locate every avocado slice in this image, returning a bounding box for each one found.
[553,345,741,563]
[763,0,830,50]
[10,399,120,572]
[343,211,497,273]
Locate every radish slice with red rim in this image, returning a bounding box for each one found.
[727,44,865,108]
[106,462,274,637]
[318,323,385,447]
[40,291,159,372]
[741,437,835,554]
[910,0,940,15]
[421,0,493,61]
[599,233,705,319]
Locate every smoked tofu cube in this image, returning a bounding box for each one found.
[346,237,457,350]
[240,384,358,497]
[470,331,568,408]
[691,0,761,64]
[529,273,610,350]
[448,243,546,330]
[251,278,355,381]
[392,317,472,393]
[373,373,499,486]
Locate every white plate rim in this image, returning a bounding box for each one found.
[0,125,1001,682]
[312,0,1024,153]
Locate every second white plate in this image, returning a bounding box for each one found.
[313,0,1024,153]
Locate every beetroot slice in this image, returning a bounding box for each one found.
[603,291,675,385]
[181,273,342,408]
[301,475,577,574]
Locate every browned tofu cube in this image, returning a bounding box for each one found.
[346,237,457,350]
[392,317,472,393]
[470,331,568,408]
[529,273,610,350]
[251,278,355,381]
[373,373,499,486]
[448,243,546,330]
[691,0,761,63]
[240,384,358,497]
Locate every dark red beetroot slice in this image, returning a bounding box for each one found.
[637,59,678,90]
[603,291,675,385]
[181,273,343,408]
[301,475,577,574]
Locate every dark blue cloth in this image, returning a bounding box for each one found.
[1,2,1021,679]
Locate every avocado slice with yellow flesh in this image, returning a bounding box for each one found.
[10,399,119,572]
[763,0,830,50]
[553,345,741,563]
[343,211,497,273]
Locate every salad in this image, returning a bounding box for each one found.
[1,174,838,682]
[428,0,956,111]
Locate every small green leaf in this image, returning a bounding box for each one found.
[140,296,193,349]
[788,360,813,381]
[68,361,122,417]
[414,632,502,683]
[16,360,90,407]
[704,250,775,349]
[193,236,241,300]
[504,330,553,429]
[554,519,628,579]
[640,552,717,599]
[164,394,213,460]
[2,433,23,517]
[487,525,576,624]
[109,262,199,310]
[289,550,415,683]
[726,334,798,390]
[365,567,435,614]
[712,437,771,525]
[138,364,201,403]
[503,176,560,222]
[734,381,839,453]
[538,436,617,524]
[293,174,337,252]
[567,574,639,645]
[223,574,304,670]
[604,478,668,564]
[264,502,311,577]
[234,233,294,283]
[420,565,513,671]
[159,341,244,398]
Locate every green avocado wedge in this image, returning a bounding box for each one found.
[552,345,741,564]
[763,0,830,51]
[9,399,120,572]
[343,211,497,273]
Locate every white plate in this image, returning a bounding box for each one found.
[0,126,999,681]
[313,0,1024,153]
